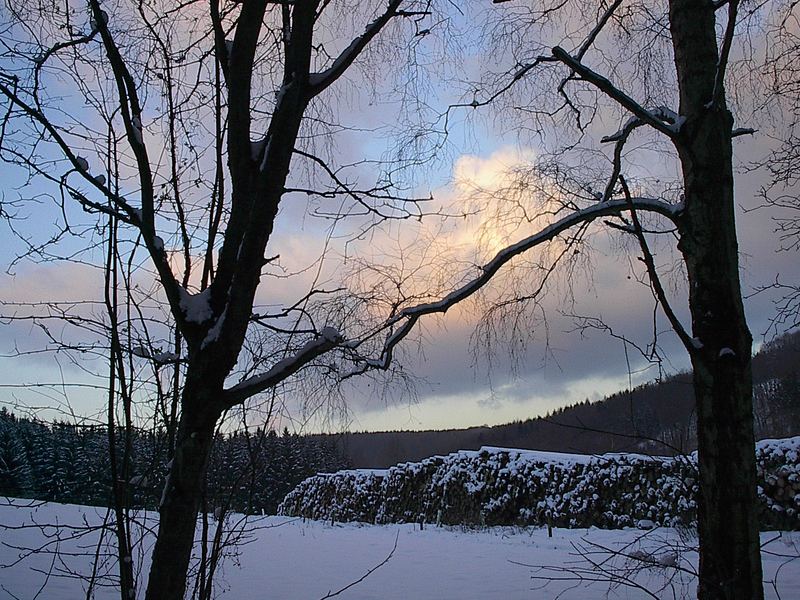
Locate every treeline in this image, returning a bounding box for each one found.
[322,329,800,468]
[3,331,798,498]
[0,409,349,514]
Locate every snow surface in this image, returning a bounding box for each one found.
[473,446,597,464]
[178,287,213,323]
[1,499,799,599]
[201,306,226,349]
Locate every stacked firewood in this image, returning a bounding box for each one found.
[279,438,800,531]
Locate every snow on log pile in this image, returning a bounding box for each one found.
[278,437,800,530]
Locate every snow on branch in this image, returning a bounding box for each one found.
[178,288,213,324]
[395,198,679,319]
[223,327,344,405]
[551,46,679,139]
[86,0,185,323]
[359,197,680,372]
[130,344,180,366]
[601,116,643,144]
[306,0,409,98]
[0,81,141,225]
[649,106,685,132]
[0,44,182,327]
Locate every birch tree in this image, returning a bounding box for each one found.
[356,1,769,597]
[0,1,442,598]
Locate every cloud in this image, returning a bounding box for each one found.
[452,147,537,194]
[6,132,796,436]
[0,261,103,304]
[332,133,800,431]
[324,146,677,424]
[349,370,634,432]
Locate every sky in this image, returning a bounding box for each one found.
[333,143,800,432]
[0,0,799,434]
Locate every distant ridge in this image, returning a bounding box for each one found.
[316,329,800,468]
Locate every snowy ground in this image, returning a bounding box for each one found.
[1,499,799,599]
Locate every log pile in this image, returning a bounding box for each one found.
[278,438,800,530]
[756,437,800,529]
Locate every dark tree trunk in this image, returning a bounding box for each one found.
[141,13,311,596]
[144,378,222,600]
[670,1,763,598]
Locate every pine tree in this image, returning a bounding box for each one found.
[0,410,31,497]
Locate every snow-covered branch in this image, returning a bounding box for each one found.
[90,1,150,170]
[552,46,679,139]
[87,0,191,335]
[223,327,344,406]
[0,81,139,225]
[358,196,681,372]
[306,0,407,98]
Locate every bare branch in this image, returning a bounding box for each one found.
[357,196,680,372]
[87,1,188,333]
[600,116,646,201]
[318,532,399,599]
[0,81,138,224]
[575,0,623,61]
[731,127,756,138]
[619,176,694,354]
[293,149,430,220]
[551,46,679,138]
[712,0,740,107]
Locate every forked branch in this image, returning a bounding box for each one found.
[552,46,681,138]
[307,0,412,98]
[223,327,344,405]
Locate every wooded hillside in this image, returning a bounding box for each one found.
[320,330,800,468]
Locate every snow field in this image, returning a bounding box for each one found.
[1,499,799,599]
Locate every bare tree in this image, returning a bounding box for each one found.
[1,1,792,599]
[0,0,445,598]
[347,1,774,598]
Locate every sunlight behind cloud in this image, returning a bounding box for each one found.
[452,147,537,194]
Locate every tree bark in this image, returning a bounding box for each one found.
[670,1,763,598]
[144,377,222,600]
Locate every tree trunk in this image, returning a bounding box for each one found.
[144,379,221,600]
[670,1,763,598]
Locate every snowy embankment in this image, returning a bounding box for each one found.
[279,437,800,530]
[1,499,799,599]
